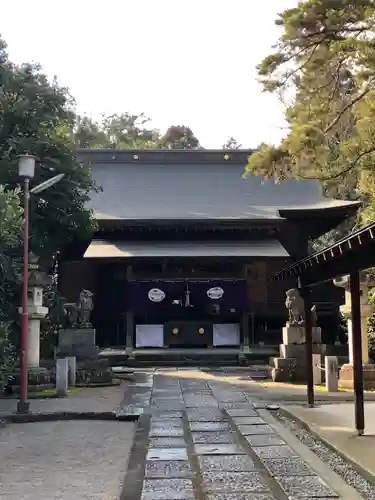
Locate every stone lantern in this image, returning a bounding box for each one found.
[334,272,375,389]
[19,254,52,369]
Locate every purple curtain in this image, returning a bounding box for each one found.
[125,281,185,312]
[125,280,248,313]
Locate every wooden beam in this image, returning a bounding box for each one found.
[302,286,314,407]
[350,269,365,435]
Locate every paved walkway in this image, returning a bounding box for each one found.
[0,369,368,499]
[119,368,362,499]
[284,402,375,483]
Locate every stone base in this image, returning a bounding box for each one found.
[58,328,98,360]
[271,357,307,383]
[5,367,52,394]
[279,343,326,359]
[339,363,375,390]
[283,326,322,345]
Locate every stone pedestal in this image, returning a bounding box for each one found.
[334,273,375,390]
[56,358,68,396]
[58,328,99,360]
[325,356,339,392]
[271,325,325,383]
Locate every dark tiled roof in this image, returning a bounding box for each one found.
[84,239,290,259]
[77,149,360,221]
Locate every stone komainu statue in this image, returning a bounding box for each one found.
[285,288,318,326]
[64,289,94,328]
[285,288,304,325]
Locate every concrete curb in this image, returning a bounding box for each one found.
[279,406,375,488]
[0,411,140,424]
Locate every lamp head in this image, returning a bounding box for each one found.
[18,154,37,179]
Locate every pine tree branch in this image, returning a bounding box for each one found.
[323,77,375,135]
[298,146,375,181]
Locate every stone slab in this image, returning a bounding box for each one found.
[194,444,246,455]
[151,411,184,420]
[150,419,183,427]
[220,403,253,410]
[245,435,286,447]
[191,431,237,444]
[275,475,339,498]
[263,457,313,476]
[201,471,270,493]
[198,455,258,472]
[148,437,187,448]
[149,427,184,437]
[232,416,266,426]
[226,408,259,417]
[252,445,299,459]
[186,411,226,422]
[236,424,275,436]
[206,495,276,500]
[145,460,193,478]
[189,422,231,432]
[146,448,188,461]
[141,478,194,500]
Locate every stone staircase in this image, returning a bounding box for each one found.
[100,346,278,368]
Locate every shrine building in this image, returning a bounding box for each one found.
[59,149,359,362]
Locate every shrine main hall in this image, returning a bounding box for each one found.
[59,149,359,362]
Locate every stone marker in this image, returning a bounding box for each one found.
[325,356,338,392]
[312,354,322,385]
[56,358,69,396]
[67,356,76,387]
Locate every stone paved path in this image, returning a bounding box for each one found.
[120,368,341,500]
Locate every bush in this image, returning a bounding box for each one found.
[0,322,17,391]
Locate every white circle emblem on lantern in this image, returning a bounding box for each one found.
[148,288,165,302]
[207,287,224,300]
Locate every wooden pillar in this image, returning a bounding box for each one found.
[301,284,314,407]
[350,269,365,435]
[126,311,134,355]
[241,313,250,352]
[241,265,250,352]
[125,265,134,356]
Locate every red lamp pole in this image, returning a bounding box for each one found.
[18,177,30,413]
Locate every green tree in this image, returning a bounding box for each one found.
[222,137,242,149]
[0,36,98,266]
[245,0,375,243]
[74,115,202,150]
[158,125,201,149]
[0,187,22,389]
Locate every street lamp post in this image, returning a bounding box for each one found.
[17,155,36,413]
[17,154,64,414]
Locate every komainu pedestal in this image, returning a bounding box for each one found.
[271,325,325,383]
[58,328,99,360]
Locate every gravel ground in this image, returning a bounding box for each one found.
[273,410,375,500]
[0,420,135,500]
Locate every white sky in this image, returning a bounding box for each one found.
[1,0,298,148]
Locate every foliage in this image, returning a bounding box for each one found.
[0,188,22,390]
[222,137,242,149]
[40,285,67,358]
[74,114,201,150]
[245,0,375,239]
[0,322,17,391]
[0,36,99,267]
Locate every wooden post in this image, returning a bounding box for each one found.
[241,265,250,352]
[126,311,134,356]
[302,286,314,407]
[350,269,365,435]
[125,265,134,356]
[241,313,250,352]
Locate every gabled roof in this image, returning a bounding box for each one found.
[76,149,360,222]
